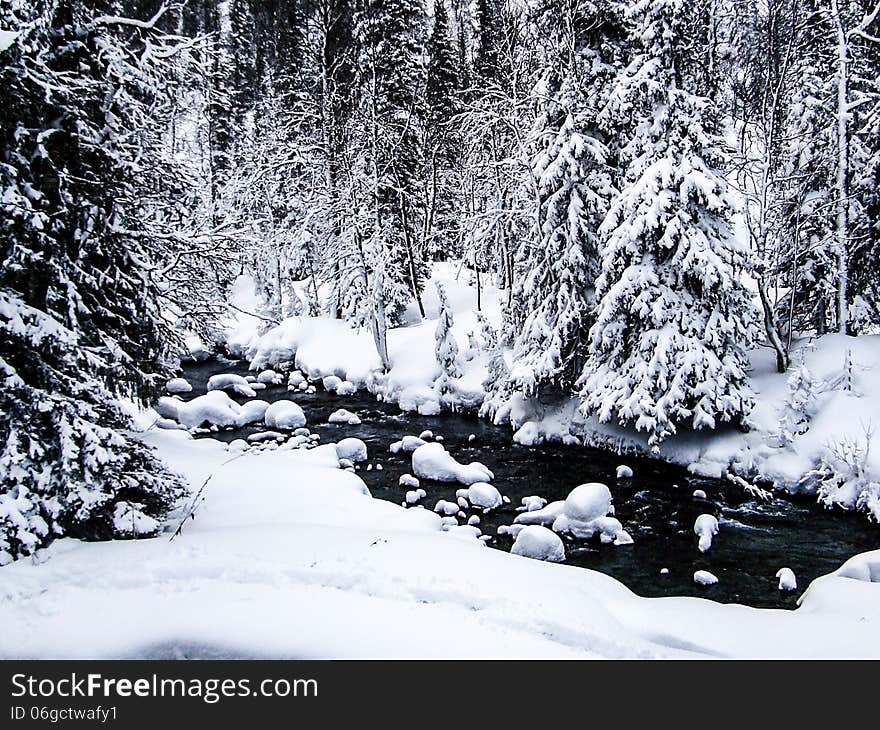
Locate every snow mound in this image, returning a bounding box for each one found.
[401,435,426,452]
[328,408,361,425]
[411,443,494,485]
[562,483,613,523]
[207,373,257,398]
[467,482,502,510]
[777,568,797,591]
[513,421,544,446]
[694,514,719,553]
[614,530,634,546]
[336,438,368,463]
[510,526,565,563]
[399,474,420,489]
[166,378,192,394]
[264,400,307,430]
[184,335,212,361]
[434,499,460,516]
[694,570,719,586]
[693,489,707,500]
[616,465,634,479]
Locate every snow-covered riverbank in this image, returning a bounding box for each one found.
[220,264,880,523]
[1,423,879,659]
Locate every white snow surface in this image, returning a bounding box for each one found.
[2,427,880,658]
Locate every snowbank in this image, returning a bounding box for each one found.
[1,427,879,658]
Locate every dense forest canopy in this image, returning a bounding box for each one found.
[2,0,879,560]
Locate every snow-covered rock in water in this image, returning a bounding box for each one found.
[411,443,493,485]
[694,514,719,553]
[227,439,249,452]
[510,525,565,563]
[389,441,403,454]
[660,568,670,575]
[176,391,241,429]
[434,499,460,516]
[467,515,480,526]
[207,373,257,398]
[616,464,634,479]
[418,430,434,441]
[468,434,476,442]
[336,437,368,463]
[328,408,361,425]
[155,417,186,431]
[613,529,634,546]
[513,500,565,527]
[399,474,420,489]
[694,570,719,586]
[516,496,547,512]
[166,378,192,395]
[467,482,502,510]
[264,400,307,430]
[235,399,270,427]
[401,435,426,452]
[251,382,267,391]
[513,421,543,446]
[257,369,283,385]
[248,431,284,443]
[445,525,484,543]
[112,502,160,537]
[693,489,708,500]
[288,371,306,389]
[405,490,421,505]
[593,516,623,544]
[336,381,357,396]
[562,483,613,523]
[322,375,343,392]
[777,568,797,592]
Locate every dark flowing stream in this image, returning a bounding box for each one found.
[176,358,878,609]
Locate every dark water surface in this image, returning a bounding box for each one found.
[177,358,878,609]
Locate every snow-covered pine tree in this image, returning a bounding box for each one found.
[578,0,758,449]
[773,361,821,447]
[434,282,461,393]
[504,0,622,398]
[0,1,185,562]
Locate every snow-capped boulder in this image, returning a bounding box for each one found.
[155,396,181,421]
[693,489,708,500]
[516,496,547,512]
[336,381,357,396]
[694,514,719,553]
[513,500,565,527]
[694,570,719,586]
[336,437,368,463]
[401,435,426,452]
[288,371,306,389]
[434,499,460,516]
[513,421,543,446]
[328,408,361,425]
[405,490,421,505]
[418,430,434,441]
[399,474,420,489]
[248,431,284,443]
[322,375,342,392]
[614,529,634,546]
[257,369,283,385]
[510,525,565,563]
[166,378,192,395]
[616,464,634,479]
[184,335,212,362]
[411,442,493,485]
[776,568,797,591]
[562,483,613,523]
[207,373,257,398]
[235,399,270,427]
[263,400,307,430]
[176,391,241,429]
[467,482,502,510]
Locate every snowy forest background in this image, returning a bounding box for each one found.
[2,0,880,563]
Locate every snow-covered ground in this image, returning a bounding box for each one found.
[223,263,880,522]
[1,424,879,659]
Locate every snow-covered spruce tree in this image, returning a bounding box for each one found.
[772,361,821,447]
[434,282,461,393]
[0,2,185,562]
[504,0,622,398]
[578,0,758,449]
